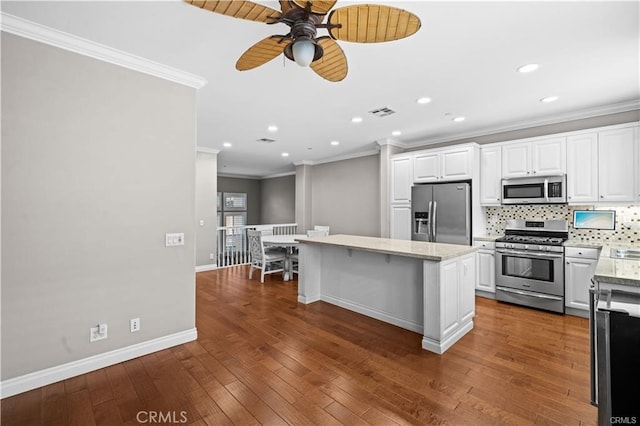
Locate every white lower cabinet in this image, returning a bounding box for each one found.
[565,246,601,314]
[390,204,411,240]
[474,241,495,293]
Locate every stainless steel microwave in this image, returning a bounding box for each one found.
[501,175,567,205]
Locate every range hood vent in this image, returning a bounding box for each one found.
[256,138,276,143]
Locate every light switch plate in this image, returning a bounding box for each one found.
[165,233,185,247]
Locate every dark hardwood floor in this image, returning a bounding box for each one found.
[2,266,597,425]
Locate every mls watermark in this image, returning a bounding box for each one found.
[611,417,638,425]
[136,411,188,424]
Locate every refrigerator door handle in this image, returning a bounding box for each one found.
[427,201,433,241]
[431,201,437,242]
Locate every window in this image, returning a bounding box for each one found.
[218,192,248,252]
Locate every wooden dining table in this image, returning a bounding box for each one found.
[262,234,307,281]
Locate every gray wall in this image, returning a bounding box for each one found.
[311,155,380,237]
[260,175,295,224]
[1,34,197,379]
[217,176,261,225]
[195,152,217,267]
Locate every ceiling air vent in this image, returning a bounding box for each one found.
[369,107,396,117]
[256,138,276,143]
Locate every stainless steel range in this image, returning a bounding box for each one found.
[495,219,568,313]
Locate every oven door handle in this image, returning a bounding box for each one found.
[496,248,563,259]
[496,286,564,301]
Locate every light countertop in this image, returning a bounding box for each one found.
[594,244,640,288]
[297,234,477,261]
[473,235,501,242]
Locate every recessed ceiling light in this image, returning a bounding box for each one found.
[330,140,340,146]
[540,96,559,103]
[392,130,402,136]
[351,116,363,123]
[452,116,466,122]
[223,142,232,148]
[517,63,539,73]
[281,152,289,157]
[268,125,278,132]
[417,97,431,104]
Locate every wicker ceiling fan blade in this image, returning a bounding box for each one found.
[310,37,348,82]
[292,0,338,15]
[236,36,290,71]
[184,0,282,23]
[328,4,421,43]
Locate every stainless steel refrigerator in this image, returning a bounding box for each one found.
[411,182,471,245]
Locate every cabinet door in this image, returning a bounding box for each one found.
[390,204,411,240]
[476,250,495,293]
[598,127,635,202]
[391,156,413,203]
[480,146,502,204]
[532,137,566,175]
[566,133,598,203]
[565,257,597,311]
[442,147,472,180]
[414,152,440,182]
[502,143,530,178]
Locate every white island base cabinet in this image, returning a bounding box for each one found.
[297,235,476,354]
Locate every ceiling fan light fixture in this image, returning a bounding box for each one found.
[292,39,316,67]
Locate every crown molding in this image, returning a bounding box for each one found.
[376,138,409,149]
[403,100,640,147]
[293,148,380,168]
[0,12,207,89]
[196,146,220,154]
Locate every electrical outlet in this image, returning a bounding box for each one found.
[90,323,108,342]
[130,318,140,333]
[209,253,214,260]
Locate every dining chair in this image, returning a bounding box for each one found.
[247,230,286,283]
[314,225,330,234]
[307,229,329,237]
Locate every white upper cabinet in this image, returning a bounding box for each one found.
[390,155,413,204]
[598,127,636,202]
[414,146,473,182]
[566,133,599,203]
[502,137,566,178]
[413,152,440,182]
[480,146,502,205]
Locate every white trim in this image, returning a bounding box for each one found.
[404,100,640,147]
[0,12,207,89]
[0,328,197,399]
[262,171,296,179]
[293,148,381,167]
[195,264,217,272]
[196,147,220,154]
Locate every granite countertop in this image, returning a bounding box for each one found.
[473,235,501,242]
[297,234,477,261]
[564,240,605,249]
[593,244,640,287]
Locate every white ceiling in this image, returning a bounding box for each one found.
[3,1,639,178]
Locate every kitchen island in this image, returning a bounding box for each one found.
[296,234,477,354]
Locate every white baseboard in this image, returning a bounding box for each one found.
[195,264,217,272]
[0,328,197,399]
[321,295,424,334]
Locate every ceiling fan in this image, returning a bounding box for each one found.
[185,0,421,82]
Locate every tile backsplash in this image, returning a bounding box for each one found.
[484,205,640,244]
